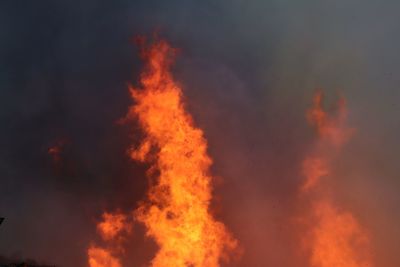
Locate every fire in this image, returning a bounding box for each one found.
[306,91,353,147]
[302,157,329,192]
[309,201,372,267]
[88,212,132,267]
[88,246,122,267]
[97,212,132,243]
[302,91,373,267]
[124,38,238,267]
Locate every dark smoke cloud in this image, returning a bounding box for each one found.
[1,0,399,266]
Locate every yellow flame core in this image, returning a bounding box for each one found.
[126,39,237,267]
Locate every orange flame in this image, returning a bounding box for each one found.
[88,212,132,267]
[97,212,132,243]
[309,201,372,267]
[306,91,354,147]
[302,91,355,191]
[302,91,373,267]
[302,157,329,192]
[124,38,238,267]
[88,246,122,267]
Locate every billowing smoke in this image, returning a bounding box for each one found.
[1,1,399,266]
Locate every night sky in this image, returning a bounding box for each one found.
[1,1,400,266]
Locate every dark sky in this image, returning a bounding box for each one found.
[1,1,400,266]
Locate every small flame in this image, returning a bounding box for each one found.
[97,212,132,243]
[302,91,374,267]
[302,157,329,192]
[88,246,122,267]
[306,91,354,147]
[310,201,372,267]
[88,212,132,267]
[125,38,238,267]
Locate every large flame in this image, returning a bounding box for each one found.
[123,39,238,267]
[302,91,373,267]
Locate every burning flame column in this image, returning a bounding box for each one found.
[124,39,238,267]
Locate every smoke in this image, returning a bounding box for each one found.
[0,0,399,266]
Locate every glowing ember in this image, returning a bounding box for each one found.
[124,38,238,267]
[302,91,374,267]
[47,139,67,164]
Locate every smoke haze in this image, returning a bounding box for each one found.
[1,0,399,266]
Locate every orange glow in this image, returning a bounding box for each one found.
[97,212,132,242]
[302,157,329,192]
[302,91,355,191]
[88,246,122,267]
[306,91,354,147]
[48,139,67,163]
[309,201,372,267]
[87,212,132,267]
[124,38,238,267]
[302,91,374,267]
[48,145,61,162]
